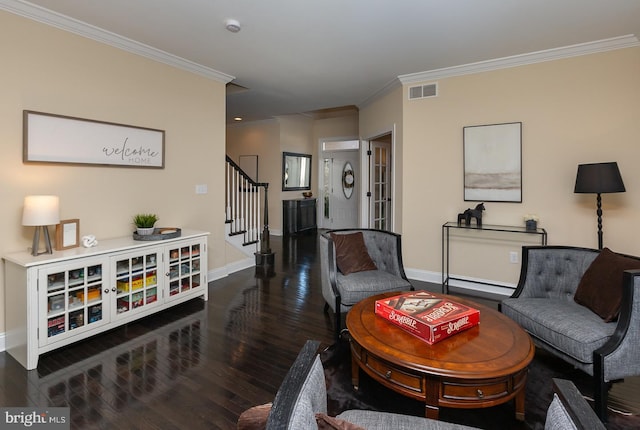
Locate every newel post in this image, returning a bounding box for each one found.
[255,183,275,275]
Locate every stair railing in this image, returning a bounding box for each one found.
[225,156,270,252]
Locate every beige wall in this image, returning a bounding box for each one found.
[312,113,359,145]
[359,86,404,231]
[227,113,359,233]
[398,47,640,288]
[226,119,282,232]
[0,12,227,332]
[279,115,315,211]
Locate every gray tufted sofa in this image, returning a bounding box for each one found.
[500,245,640,421]
[264,340,605,430]
[320,229,413,340]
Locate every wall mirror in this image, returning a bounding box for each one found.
[282,152,312,191]
[342,162,354,199]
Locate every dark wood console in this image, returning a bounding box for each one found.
[283,198,317,235]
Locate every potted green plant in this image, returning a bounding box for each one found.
[133,213,159,235]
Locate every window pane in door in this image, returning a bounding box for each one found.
[323,159,330,219]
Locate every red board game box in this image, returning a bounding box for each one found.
[375,291,480,344]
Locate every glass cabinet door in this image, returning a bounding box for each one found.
[165,241,203,302]
[112,250,161,319]
[38,258,108,346]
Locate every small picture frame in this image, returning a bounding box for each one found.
[56,219,80,250]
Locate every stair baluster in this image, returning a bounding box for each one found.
[225,156,271,266]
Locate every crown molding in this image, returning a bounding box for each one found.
[398,34,639,84]
[358,77,402,109]
[0,0,235,83]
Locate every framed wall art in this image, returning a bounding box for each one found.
[23,110,165,168]
[463,122,522,202]
[55,219,80,250]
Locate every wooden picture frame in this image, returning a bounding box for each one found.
[463,122,522,202]
[56,219,80,250]
[24,110,165,168]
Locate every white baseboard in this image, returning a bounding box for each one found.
[405,267,515,298]
[0,332,4,352]
[404,268,442,285]
[207,257,255,283]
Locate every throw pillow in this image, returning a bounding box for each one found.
[237,403,271,430]
[330,232,377,275]
[574,248,640,322]
[316,413,366,430]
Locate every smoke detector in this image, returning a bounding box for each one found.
[225,19,241,33]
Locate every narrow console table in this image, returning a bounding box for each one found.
[442,222,547,294]
[283,198,317,235]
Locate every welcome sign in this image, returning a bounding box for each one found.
[23,111,165,168]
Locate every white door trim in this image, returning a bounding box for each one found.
[361,124,396,231]
[318,137,361,229]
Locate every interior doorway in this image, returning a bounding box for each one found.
[319,139,360,229]
[367,133,392,231]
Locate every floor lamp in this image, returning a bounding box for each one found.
[574,162,625,250]
[22,195,60,256]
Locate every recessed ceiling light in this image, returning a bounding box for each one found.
[234,117,243,121]
[225,19,241,33]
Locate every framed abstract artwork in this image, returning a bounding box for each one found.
[463,122,522,202]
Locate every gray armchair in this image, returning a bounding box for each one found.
[265,340,605,430]
[501,245,640,421]
[320,228,413,340]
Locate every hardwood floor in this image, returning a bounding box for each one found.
[0,232,353,429]
[2,232,634,429]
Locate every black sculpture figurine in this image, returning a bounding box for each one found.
[457,203,485,227]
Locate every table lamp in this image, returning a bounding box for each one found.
[574,162,625,250]
[22,195,60,256]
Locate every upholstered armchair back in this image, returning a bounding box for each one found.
[359,229,405,276]
[516,247,598,300]
[266,340,327,430]
[321,229,407,277]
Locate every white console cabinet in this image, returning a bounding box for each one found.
[3,229,209,370]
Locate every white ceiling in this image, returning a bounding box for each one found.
[4,0,640,123]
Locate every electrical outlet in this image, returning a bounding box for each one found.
[195,184,208,194]
[509,251,519,264]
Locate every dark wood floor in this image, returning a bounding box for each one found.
[2,232,633,429]
[0,232,373,429]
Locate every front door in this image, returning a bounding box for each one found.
[321,150,359,229]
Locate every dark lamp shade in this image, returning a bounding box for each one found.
[574,162,625,194]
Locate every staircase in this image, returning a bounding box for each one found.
[225,156,271,263]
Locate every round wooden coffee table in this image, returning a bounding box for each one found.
[346,291,534,420]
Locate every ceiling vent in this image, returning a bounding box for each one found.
[408,83,438,100]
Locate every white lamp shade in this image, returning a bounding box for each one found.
[22,195,60,226]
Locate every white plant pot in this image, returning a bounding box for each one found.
[136,227,155,236]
